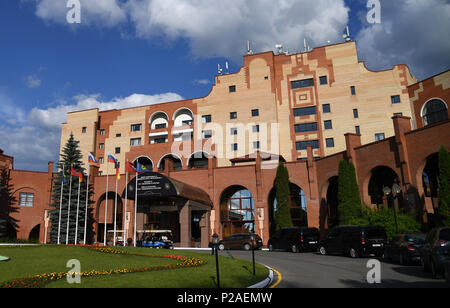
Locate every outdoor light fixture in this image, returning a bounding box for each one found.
[383,186,392,196]
[393,183,402,196]
[212,233,220,288]
[382,184,402,234]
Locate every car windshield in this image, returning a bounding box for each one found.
[404,234,425,243]
[439,229,450,241]
[366,228,386,239]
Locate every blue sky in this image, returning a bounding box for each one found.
[0,0,449,171]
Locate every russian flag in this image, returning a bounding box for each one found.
[88,152,98,164]
[108,154,118,164]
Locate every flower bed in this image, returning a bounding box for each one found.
[1,246,206,288]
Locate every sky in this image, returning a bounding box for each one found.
[0,0,449,171]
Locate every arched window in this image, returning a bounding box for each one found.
[173,108,193,127]
[220,187,255,238]
[158,154,182,171]
[422,99,448,126]
[188,152,209,169]
[150,112,169,130]
[133,157,153,172]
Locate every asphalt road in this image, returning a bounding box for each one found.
[203,249,449,288]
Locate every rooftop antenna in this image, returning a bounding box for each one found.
[275,44,283,55]
[343,25,351,42]
[303,39,311,52]
[218,64,223,75]
[247,40,253,55]
[225,61,229,74]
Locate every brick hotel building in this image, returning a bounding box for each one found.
[1,41,449,247]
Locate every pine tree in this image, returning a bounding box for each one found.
[49,133,94,244]
[274,162,293,230]
[0,169,19,238]
[337,160,363,225]
[438,146,450,226]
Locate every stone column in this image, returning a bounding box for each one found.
[200,211,211,248]
[179,202,192,247]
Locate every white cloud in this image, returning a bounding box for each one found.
[192,79,210,85]
[32,0,350,60]
[356,0,450,79]
[25,74,42,88]
[0,92,183,171]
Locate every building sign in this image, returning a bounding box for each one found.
[125,172,177,199]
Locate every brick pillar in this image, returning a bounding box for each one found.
[392,116,413,186]
[200,211,211,248]
[306,146,320,228]
[255,151,263,202]
[208,156,216,197]
[179,203,192,247]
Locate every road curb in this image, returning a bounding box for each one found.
[247,264,274,289]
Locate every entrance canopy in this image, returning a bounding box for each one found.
[122,172,212,210]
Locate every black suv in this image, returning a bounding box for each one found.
[419,227,450,279]
[268,227,320,253]
[216,234,263,251]
[318,226,387,258]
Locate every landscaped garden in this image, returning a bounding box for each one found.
[0,245,269,288]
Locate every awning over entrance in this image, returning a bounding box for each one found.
[121,172,213,209]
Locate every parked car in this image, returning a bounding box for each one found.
[384,233,426,265]
[136,230,174,249]
[268,227,320,253]
[318,226,387,258]
[419,227,450,279]
[215,234,263,251]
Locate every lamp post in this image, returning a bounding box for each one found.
[250,232,256,275]
[212,233,220,288]
[383,183,402,234]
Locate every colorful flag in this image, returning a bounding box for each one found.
[71,167,83,183]
[88,152,98,163]
[125,161,136,173]
[108,154,118,164]
[61,170,67,183]
[136,162,151,173]
[115,163,120,180]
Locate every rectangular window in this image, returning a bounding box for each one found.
[350,86,356,95]
[19,193,34,207]
[99,157,104,164]
[253,141,260,149]
[296,140,319,151]
[230,112,237,120]
[375,133,385,141]
[230,128,238,135]
[253,125,260,133]
[116,133,122,138]
[355,126,361,135]
[229,85,236,93]
[82,127,87,133]
[130,138,142,146]
[319,76,328,85]
[98,171,103,176]
[323,104,331,113]
[115,147,121,154]
[391,95,401,104]
[154,137,167,144]
[294,122,318,133]
[99,143,104,150]
[324,120,333,130]
[100,129,105,136]
[326,138,335,148]
[155,123,167,129]
[291,78,314,89]
[182,120,193,126]
[394,112,403,117]
[294,106,316,117]
[131,124,142,132]
[251,109,259,117]
[353,109,359,119]
[202,115,212,124]
[202,130,212,139]
[231,143,238,151]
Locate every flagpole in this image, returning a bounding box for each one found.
[57,165,65,245]
[113,169,118,247]
[134,170,138,247]
[66,165,73,245]
[123,161,129,247]
[104,159,109,246]
[83,164,90,245]
[74,178,81,245]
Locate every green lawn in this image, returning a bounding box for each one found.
[0,245,269,288]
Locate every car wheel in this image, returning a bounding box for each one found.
[244,243,251,251]
[319,246,327,255]
[349,248,359,259]
[218,243,225,251]
[291,245,299,253]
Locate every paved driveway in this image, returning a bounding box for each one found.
[205,249,448,288]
